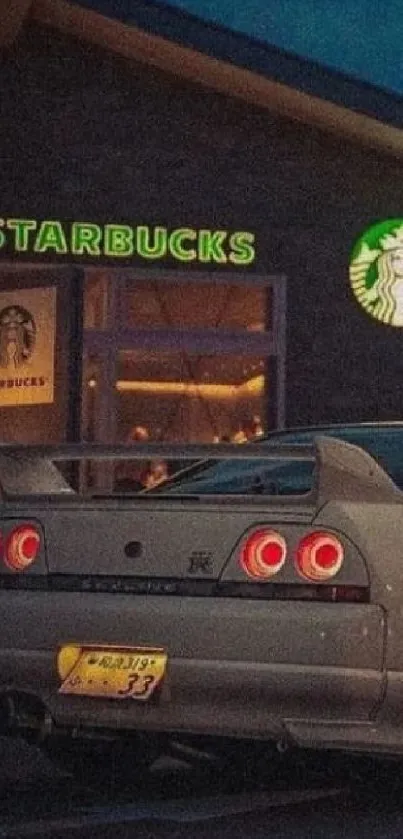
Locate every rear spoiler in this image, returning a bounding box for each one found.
[314,436,401,504]
[0,437,400,503]
[0,441,313,461]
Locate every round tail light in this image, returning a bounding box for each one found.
[240,529,287,579]
[4,525,41,572]
[295,531,344,581]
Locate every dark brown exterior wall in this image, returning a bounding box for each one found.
[1,21,403,428]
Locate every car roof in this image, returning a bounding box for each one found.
[265,421,403,438]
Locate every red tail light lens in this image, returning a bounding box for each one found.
[240,529,287,579]
[295,531,344,582]
[4,525,41,572]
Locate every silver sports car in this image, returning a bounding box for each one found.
[0,422,403,776]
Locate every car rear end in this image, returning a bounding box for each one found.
[0,439,391,752]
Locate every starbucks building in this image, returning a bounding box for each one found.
[1,0,403,482]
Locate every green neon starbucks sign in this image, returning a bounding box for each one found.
[350,218,403,326]
[0,218,256,266]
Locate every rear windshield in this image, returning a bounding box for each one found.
[148,426,403,496]
[0,455,76,497]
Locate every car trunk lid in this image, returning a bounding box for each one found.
[17,499,315,580]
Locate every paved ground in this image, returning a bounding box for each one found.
[1,737,403,838]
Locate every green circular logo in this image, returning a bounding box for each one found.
[350,218,403,326]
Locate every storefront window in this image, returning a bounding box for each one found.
[116,349,266,443]
[122,279,269,331]
[113,349,266,490]
[82,270,284,491]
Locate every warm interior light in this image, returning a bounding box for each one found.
[115,374,264,400]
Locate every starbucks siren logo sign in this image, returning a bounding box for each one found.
[350,218,403,326]
[0,305,36,369]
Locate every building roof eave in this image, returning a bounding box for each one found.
[15,0,403,160]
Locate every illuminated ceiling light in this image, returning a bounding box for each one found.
[115,374,264,400]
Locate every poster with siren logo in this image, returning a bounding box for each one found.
[0,287,56,406]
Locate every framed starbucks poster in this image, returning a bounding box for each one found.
[0,286,56,406]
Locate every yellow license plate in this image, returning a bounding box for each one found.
[57,645,167,700]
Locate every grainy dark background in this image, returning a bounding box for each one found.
[1,22,403,429]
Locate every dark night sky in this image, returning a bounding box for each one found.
[81,0,403,95]
[161,0,403,94]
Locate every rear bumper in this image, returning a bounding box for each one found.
[0,590,385,741]
[0,649,384,741]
